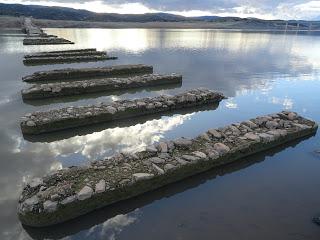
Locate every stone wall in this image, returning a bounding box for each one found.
[17,111,318,227]
[22,64,154,82]
[20,88,225,134]
[21,74,182,100]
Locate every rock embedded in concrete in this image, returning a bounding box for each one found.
[20,88,225,135]
[21,74,182,100]
[17,111,318,227]
[22,64,154,83]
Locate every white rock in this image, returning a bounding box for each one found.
[95,180,106,194]
[192,151,207,159]
[242,120,258,129]
[29,177,43,188]
[173,138,193,147]
[208,129,222,138]
[43,200,58,213]
[265,121,279,129]
[106,106,117,114]
[149,157,165,164]
[133,173,154,181]
[23,195,39,211]
[287,112,297,120]
[244,133,260,141]
[26,120,36,127]
[61,195,76,205]
[213,143,230,155]
[259,133,275,142]
[208,150,219,159]
[164,164,176,171]
[158,142,168,153]
[77,186,93,201]
[146,145,158,153]
[152,164,165,175]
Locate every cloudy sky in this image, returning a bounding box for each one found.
[1,0,320,20]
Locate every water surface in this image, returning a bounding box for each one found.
[0,28,320,240]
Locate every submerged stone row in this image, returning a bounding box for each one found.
[20,88,224,135]
[23,38,74,45]
[21,74,182,100]
[24,49,109,59]
[22,64,153,83]
[23,55,118,65]
[17,111,318,227]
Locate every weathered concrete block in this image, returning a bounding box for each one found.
[17,111,318,227]
[20,88,225,135]
[22,64,154,83]
[21,74,182,100]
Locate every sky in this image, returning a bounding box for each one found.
[1,0,320,20]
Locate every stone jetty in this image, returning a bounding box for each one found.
[20,88,224,134]
[21,74,182,100]
[22,64,154,83]
[23,38,74,45]
[24,49,108,58]
[17,111,318,227]
[23,55,117,65]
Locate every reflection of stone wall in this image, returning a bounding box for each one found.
[18,111,318,227]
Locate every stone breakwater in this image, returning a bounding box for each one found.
[22,64,153,83]
[21,74,182,100]
[17,111,318,227]
[24,49,109,59]
[20,89,224,135]
[23,38,74,45]
[23,55,118,65]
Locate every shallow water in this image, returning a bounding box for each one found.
[1,28,320,240]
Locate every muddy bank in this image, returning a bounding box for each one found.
[20,88,224,134]
[21,74,182,100]
[22,64,153,83]
[18,111,318,227]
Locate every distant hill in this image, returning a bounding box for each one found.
[0,3,319,30]
[0,3,196,22]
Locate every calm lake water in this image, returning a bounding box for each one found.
[1,28,320,240]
